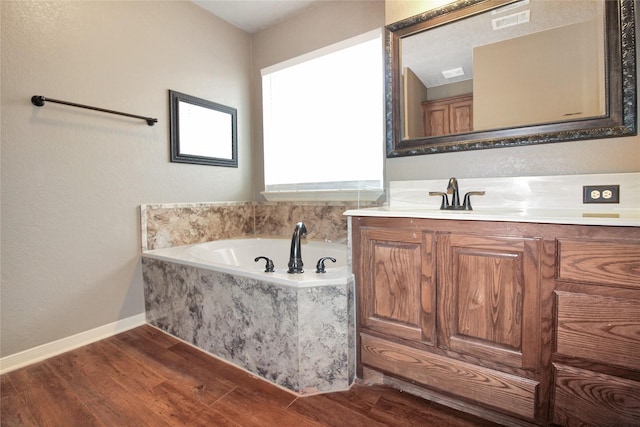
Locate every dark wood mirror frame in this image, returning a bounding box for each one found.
[385,0,637,157]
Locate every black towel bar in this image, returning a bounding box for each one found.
[31,95,158,126]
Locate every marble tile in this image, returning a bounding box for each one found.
[141,202,253,250]
[141,201,380,251]
[143,257,353,394]
[253,202,371,243]
[297,282,352,393]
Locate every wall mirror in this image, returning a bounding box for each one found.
[169,90,238,167]
[386,0,637,157]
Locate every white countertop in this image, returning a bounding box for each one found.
[344,206,640,227]
[345,173,640,227]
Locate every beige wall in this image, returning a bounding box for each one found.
[250,0,385,200]
[385,0,452,24]
[474,20,605,130]
[403,67,428,139]
[385,0,639,184]
[1,1,252,357]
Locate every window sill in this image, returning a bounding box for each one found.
[261,189,384,202]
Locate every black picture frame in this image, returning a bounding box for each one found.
[169,90,238,167]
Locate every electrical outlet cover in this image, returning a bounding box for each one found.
[583,185,620,203]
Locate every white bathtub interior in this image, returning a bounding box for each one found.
[143,237,350,287]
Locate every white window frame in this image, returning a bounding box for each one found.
[261,28,385,202]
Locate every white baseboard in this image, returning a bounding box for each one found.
[0,313,146,375]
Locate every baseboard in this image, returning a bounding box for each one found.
[0,313,146,374]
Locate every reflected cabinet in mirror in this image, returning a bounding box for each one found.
[386,0,637,157]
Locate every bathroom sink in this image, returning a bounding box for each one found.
[351,206,640,227]
[345,174,640,227]
[385,206,525,215]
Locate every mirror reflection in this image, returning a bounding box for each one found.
[401,0,605,139]
[386,0,637,157]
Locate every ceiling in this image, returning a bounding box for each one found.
[191,0,602,89]
[191,0,324,34]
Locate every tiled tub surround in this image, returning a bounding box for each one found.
[140,201,371,251]
[140,201,366,394]
[141,202,254,251]
[142,255,355,395]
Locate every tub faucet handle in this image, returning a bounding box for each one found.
[315,257,337,273]
[254,256,275,273]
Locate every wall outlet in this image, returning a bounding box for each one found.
[583,185,620,203]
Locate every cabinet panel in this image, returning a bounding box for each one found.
[362,333,539,421]
[422,94,472,136]
[449,99,473,133]
[552,363,640,426]
[373,242,421,325]
[557,239,640,289]
[556,291,640,370]
[438,234,541,370]
[456,250,522,349]
[359,227,434,343]
[423,104,449,136]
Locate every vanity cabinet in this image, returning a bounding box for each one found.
[421,94,473,136]
[354,217,550,425]
[352,216,640,426]
[552,238,640,426]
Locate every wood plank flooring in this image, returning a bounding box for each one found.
[1,325,499,426]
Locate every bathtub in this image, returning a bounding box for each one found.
[141,237,355,394]
[142,237,349,287]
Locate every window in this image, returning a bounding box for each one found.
[261,29,384,201]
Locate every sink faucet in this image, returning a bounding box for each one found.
[447,177,460,208]
[287,222,307,273]
[429,177,485,211]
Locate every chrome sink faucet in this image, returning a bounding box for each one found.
[429,177,485,211]
[287,222,307,273]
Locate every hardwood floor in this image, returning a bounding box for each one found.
[1,325,499,426]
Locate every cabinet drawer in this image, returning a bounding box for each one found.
[557,239,640,288]
[360,333,539,421]
[553,364,640,426]
[555,291,640,370]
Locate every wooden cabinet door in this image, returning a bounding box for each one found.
[437,233,541,370]
[358,227,435,344]
[449,99,473,133]
[422,94,472,136]
[423,103,449,137]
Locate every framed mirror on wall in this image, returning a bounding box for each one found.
[169,90,238,167]
[386,0,637,157]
